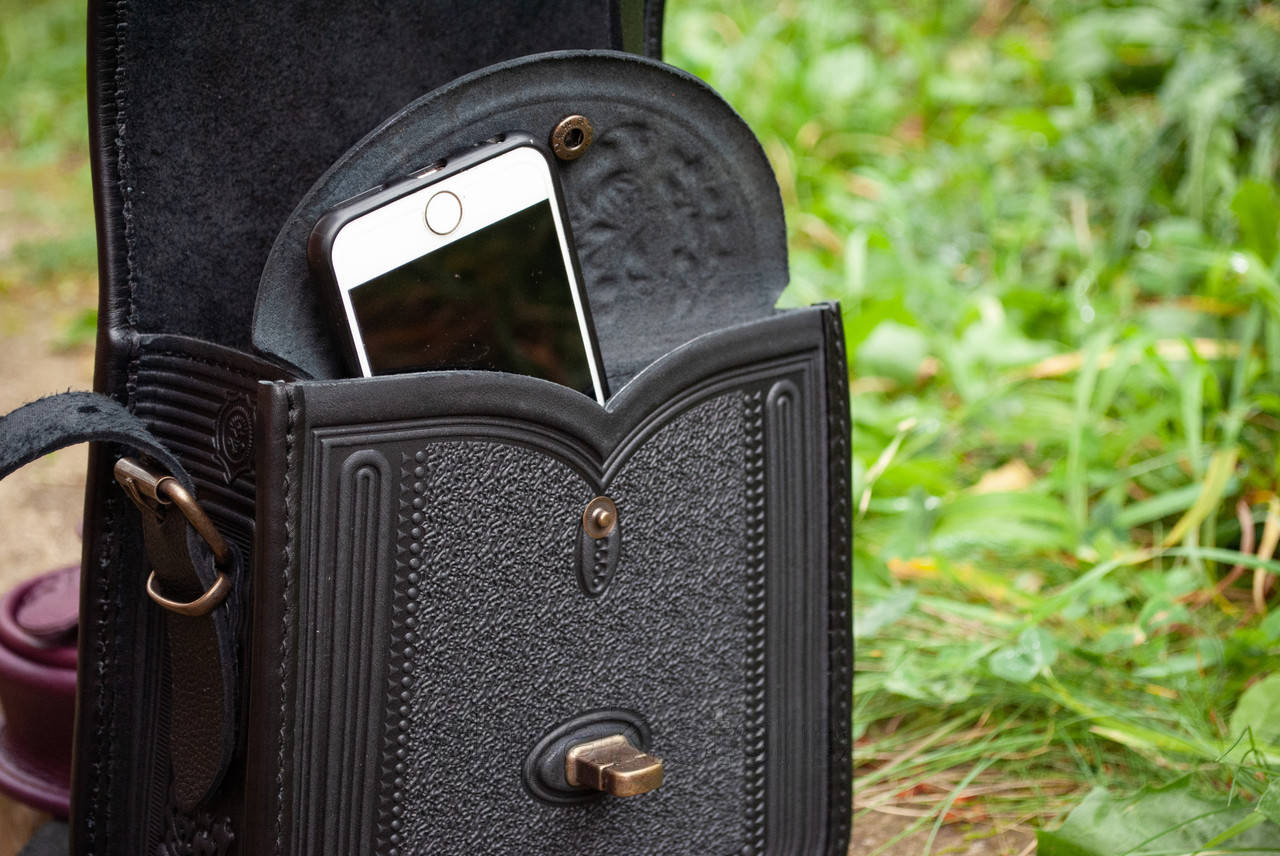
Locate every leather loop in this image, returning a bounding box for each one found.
[0,391,238,810]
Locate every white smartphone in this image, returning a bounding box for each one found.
[308,133,608,403]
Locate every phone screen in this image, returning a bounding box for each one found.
[347,199,593,390]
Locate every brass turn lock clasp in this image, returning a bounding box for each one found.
[565,734,664,797]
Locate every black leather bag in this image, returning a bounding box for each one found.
[0,2,851,853]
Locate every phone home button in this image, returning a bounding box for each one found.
[425,191,462,235]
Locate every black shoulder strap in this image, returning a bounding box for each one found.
[0,391,237,810]
[0,391,191,488]
[17,821,69,856]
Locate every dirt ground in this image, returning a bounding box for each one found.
[0,301,95,583]
[0,285,95,855]
[851,813,1035,855]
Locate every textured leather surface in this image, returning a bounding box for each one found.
[87,0,630,351]
[246,307,849,854]
[393,400,747,854]
[251,51,789,388]
[73,338,285,855]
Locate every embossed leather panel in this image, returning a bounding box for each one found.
[252,52,789,387]
[245,307,850,855]
[78,336,285,853]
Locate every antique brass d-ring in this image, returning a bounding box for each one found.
[115,457,234,617]
[146,570,232,617]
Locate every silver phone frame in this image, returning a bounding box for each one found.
[328,145,606,404]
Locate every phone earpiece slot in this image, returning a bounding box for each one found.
[410,159,447,179]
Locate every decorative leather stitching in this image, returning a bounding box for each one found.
[742,390,767,854]
[89,491,120,852]
[375,450,421,856]
[276,386,296,854]
[114,0,138,331]
[824,305,853,854]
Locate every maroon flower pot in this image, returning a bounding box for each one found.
[0,565,79,816]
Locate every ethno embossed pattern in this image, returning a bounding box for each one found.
[260,308,846,855]
[375,395,750,854]
[214,392,255,484]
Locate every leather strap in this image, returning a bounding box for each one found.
[0,391,238,810]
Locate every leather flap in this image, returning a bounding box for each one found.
[250,51,790,389]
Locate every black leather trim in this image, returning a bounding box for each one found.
[644,0,666,58]
[268,308,816,448]
[244,307,849,853]
[822,305,853,853]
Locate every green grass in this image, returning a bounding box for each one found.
[0,0,96,338]
[667,0,1280,852]
[4,0,1280,851]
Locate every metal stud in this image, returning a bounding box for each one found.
[582,496,617,539]
[551,115,594,161]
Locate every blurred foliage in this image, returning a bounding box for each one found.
[0,0,86,163]
[670,0,1280,852]
[2,0,1279,850]
[0,0,96,341]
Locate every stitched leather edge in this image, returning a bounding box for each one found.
[823,304,853,854]
[275,386,296,855]
[375,452,419,853]
[114,0,138,331]
[742,390,766,854]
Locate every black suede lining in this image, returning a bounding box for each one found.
[251,51,790,387]
[96,0,625,349]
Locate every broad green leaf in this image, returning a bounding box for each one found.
[988,627,1059,683]
[1230,673,1280,746]
[1037,783,1280,856]
[1260,610,1280,643]
[884,650,979,705]
[855,321,928,384]
[1260,783,1280,826]
[853,587,916,639]
[1200,812,1269,850]
[1232,179,1280,264]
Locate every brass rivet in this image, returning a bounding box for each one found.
[551,115,594,161]
[583,496,617,539]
